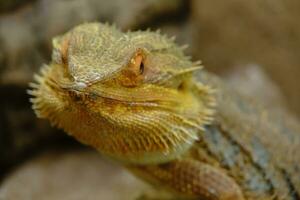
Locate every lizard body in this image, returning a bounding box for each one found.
[28,23,300,200]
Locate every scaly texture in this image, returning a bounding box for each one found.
[28,23,300,200]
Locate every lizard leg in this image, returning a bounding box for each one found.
[128,159,245,200]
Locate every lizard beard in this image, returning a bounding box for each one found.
[29,64,215,165]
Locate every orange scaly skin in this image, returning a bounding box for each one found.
[28,23,300,200]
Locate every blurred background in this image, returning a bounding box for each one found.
[0,0,299,199]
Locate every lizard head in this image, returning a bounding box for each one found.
[29,23,215,164]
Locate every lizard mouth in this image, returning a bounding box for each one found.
[83,84,183,109]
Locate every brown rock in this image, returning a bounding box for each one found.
[0,150,149,200]
[190,0,300,117]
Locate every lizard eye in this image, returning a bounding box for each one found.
[130,51,145,75]
[119,49,146,87]
[139,60,144,74]
[60,37,70,66]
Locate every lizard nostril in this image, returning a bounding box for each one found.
[68,90,81,101]
[178,82,185,91]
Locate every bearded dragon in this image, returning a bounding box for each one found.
[28,23,300,200]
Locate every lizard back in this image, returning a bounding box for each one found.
[194,71,300,199]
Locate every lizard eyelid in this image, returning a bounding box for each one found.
[60,37,70,65]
